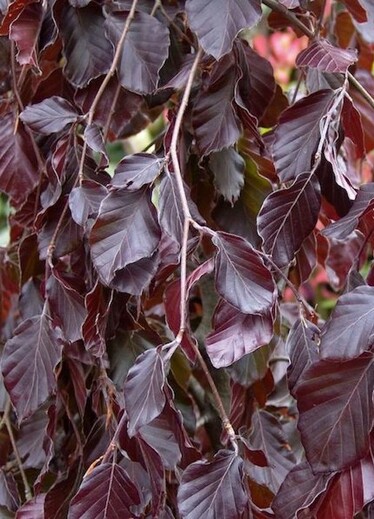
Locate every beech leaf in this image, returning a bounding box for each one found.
[105,11,170,94]
[60,3,113,87]
[2,313,62,422]
[178,450,248,519]
[258,174,321,268]
[296,38,358,73]
[89,187,161,287]
[206,299,273,368]
[186,0,261,60]
[323,183,374,239]
[68,463,141,519]
[124,348,166,437]
[320,286,374,360]
[209,147,245,204]
[273,90,335,181]
[272,462,333,519]
[213,231,276,315]
[110,153,164,190]
[295,352,374,472]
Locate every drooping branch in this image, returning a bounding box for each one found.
[262,0,374,110]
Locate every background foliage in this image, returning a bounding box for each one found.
[0,0,373,517]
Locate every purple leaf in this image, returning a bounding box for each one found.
[193,55,241,156]
[2,312,62,422]
[286,318,319,395]
[9,2,43,68]
[139,409,182,470]
[60,3,113,87]
[15,494,46,518]
[273,90,335,181]
[235,40,276,122]
[0,113,39,204]
[69,180,108,229]
[320,286,374,360]
[314,441,374,518]
[295,352,374,472]
[0,469,20,512]
[82,281,112,357]
[206,299,273,368]
[105,11,170,94]
[124,348,166,437]
[17,406,50,469]
[322,183,374,239]
[272,462,333,519]
[110,253,159,295]
[46,269,87,343]
[247,409,296,495]
[89,187,161,287]
[258,174,321,268]
[158,170,203,247]
[68,463,141,519]
[296,38,358,73]
[111,153,164,190]
[84,124,108,164]
[209,147,245,204]
[213,231,276,315]
[186,0,261,60]
[178,450,248,518]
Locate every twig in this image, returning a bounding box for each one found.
[3,402,33,501]
[78,0,139,182]
[261,0,374,110]
[165,48,239,453]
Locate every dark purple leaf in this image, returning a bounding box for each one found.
[341,96,365,158]
[9,2,43,67]
[124,347,166,437]
[46,269,87,343]
[105,11,170,94]
[158,170,203,247]
[193,55,241,156]
[2,312,62,422]
[0,113,39,204]
[273,90,335,181]
[213,231,276,315]
[286,318,319,394]
[69,180,107,228]
[164,259,214,361]
[110,252,159,295]
[247,409,296,495]
[110,153,164,190]
[60,3,113,87]
[16,494,46,519]
[89,187,160,287]
[82,281,112,357]
[17,406,50,469]
[209,147,245,204]
[272,462,333,519]
[296,38,358,73]
[319,286,374,360]
[206,299,273,368]
[316,156,353,217]
[0,470,19,512]
[258,174,321,268]
[186,0,261,60]
[314,441,374,518]
[235,40,276,122]
[295,352,374,472]
[68,463,141,519]
[323,183,374,239]
[178,450,248,519]
[84,124,108,164]
[139,409,181,470]
[137,438,165,517]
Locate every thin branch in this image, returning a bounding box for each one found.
[165,48,239,452]
[166,47,201,338]
[3,403,33,501]
[262,0,374,110]
[78,0,139,182]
